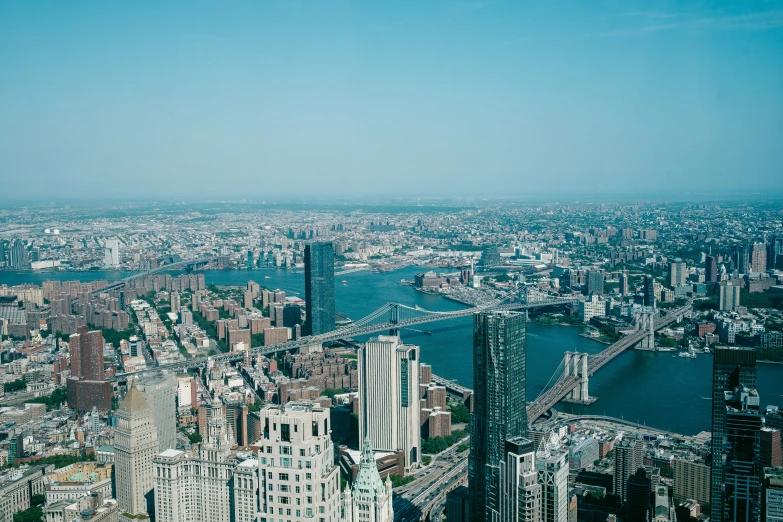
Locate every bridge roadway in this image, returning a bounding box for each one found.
[110,295,577,381]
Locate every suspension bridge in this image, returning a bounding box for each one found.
[525,300,693,423]
[111,286,577,381]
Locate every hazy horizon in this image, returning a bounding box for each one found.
[2,1,782,200]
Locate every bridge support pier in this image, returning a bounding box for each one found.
[635,309,655,350]
[562,352,596,405]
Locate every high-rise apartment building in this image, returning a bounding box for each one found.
[170,291,180,314]
[359,335,421,471]
[614,437,643,503]
[66,326,112,411]
[711,346,757,522]
[669,259,687,287]
[723,386,763,522]
[115,383,159,520]
[104,238,120,268]
[341,436,394,522]
[673,458,711,505]
[751,242,767,274]
[469,311,527,522]
[536,432,569,522]
[586,270,604,295]
[304,241,335,336]
[154,398,235,522]
[137,373,177,452]
[706,255,719,283]
[720,281,742,311]
[761,428,783,468]
[498,437,541,522]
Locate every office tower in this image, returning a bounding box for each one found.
[446,486,470,522]
[304,241,335,336]
[626,468,652,522]
[104,238,120,268]
[154,398,235,522]
[761,428,783,468]
[137,373,177,452]
[0,240,5,266]
[762,468,783,522]
[115,383,159,520]
[673,458,711,505]
[619,271,629,296]
[536,432,569,522]
[359,335,421,471]
[587,270,604,295]
[643,276,656,308]
[251,402,342,521]
[711,347,757,522]
[498,437,541,522]
[9,239,26,269]
[706,255,719,283]
[341,436,395,522]
[170,291,180,313]
[669,259,687,287]
[469,311,527,522]
[246,250,254,268]
[751,242,767,274]
[720,281,742,311]
[614,437,643,503]
[66,326,112,411]
[733,244,751,274]
[723,386,763,522]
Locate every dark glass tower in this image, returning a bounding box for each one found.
[723,386,762,522]
[643,275,656,308]
[468,310,527,522]
[304,241,335,336]
[710,346,757,522]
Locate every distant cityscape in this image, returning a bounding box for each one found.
[0,199,782,522]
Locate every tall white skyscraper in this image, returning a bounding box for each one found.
[115,382,158,521]
[137,373,177,452]
[341,436,394,522]
[536,431,570,522]
[232,402,342,522]
[154,398,235,522]
[359,335,421,472]
[104,238,120,268]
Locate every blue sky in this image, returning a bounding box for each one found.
[1,1,782,200]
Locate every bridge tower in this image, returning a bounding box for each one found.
[636,309,655,350]
[389,303,400,336]
[563,352,595,404]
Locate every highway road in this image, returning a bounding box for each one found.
[393,442,469,521]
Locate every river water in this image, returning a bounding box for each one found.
[3,267,782,435]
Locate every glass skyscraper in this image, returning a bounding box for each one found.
[469,310,527,522]
[711,346,757,522]
[304,241,335,336]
